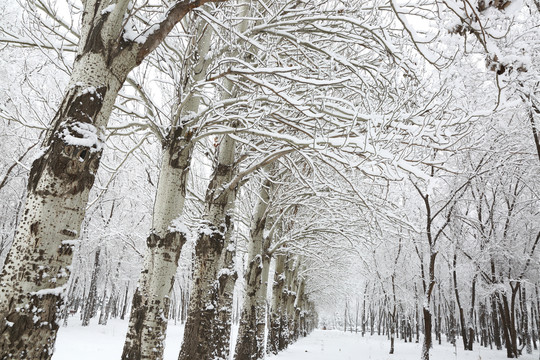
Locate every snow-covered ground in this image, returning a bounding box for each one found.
[53,318,540,360]
[269,330,540,360]
[53,318,184,360]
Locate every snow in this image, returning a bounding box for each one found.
[218,267,235,278]
[269,330,539,360]
[60,122,103,152]
[53,318,240,360]
[123,21,160,44]
[53,318,181,360]
[101,4,116,15]
[28,145,49,163]
[61,239,80,246]
[168,216,190,240]
[30,284,68,297]
[52,321,539,360]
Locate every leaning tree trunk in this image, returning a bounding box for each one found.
[121,13,214,360]
[178,130,238,360]
[0,7,127,356]
[235,177,273,360]
[0,0,222,357]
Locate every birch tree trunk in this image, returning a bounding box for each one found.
[122,14,214,360]
[0,0,222,357]
[235,177,273,360]
[178,131,238,360]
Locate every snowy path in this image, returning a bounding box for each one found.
[53,319,540,360]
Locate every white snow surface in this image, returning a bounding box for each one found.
[53,319,539,360]
[268,330,540,360]
[60,122,103,152]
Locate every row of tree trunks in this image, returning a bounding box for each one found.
[0,0,223,357]
[266,255,317,355]
[355,277,540,360]
[179,2,257,358]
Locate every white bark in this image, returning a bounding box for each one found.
[179,3,254,354]
[235,175,273,360]
[178,130,238,360]
[0,45,127,358]
[122,13,214,360]
[267,254,286,354]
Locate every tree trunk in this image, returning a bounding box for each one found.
[362,284,367,337]
[499,293,518,358]
[290,280,305,342]
[0,50,124,356]
[121,12,215,359]
[453,252,468,350]
[344,302,348,333]
[480,302,488,347]
[98,289,108,325]
[235,177,273,360]
[212,227,237,360]
[121,134,192,360]
[492,294,502,350]
[82,248,102,327]
[510,284,520,357]
[267,255,286,355]
[121,283,130,321]
[422,307,432,360]
[281,258,300,349]
[466,275,477,351]
[448,299,456,345]
[521,286,532,354]
[178,130,238,360]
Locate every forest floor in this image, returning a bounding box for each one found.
[53,317,540,360]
